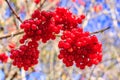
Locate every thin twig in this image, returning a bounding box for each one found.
[0,30,24,39]
[5,0,22,23]
[90,26,111,35]
[11,72,18,80]
[55,27,111,36]
[13,16,19,30]
[39,0,47,9]
[88,66,96,80]
[88,57,118,80]
[25,0,30,13]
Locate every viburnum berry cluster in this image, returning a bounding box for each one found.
[20,9,62,43]
[54,7,85,30]
[9,7,102,70]
[0,53,8,63]
[10,41,39,70]
[19,7,84,43]
[58,28,102,69]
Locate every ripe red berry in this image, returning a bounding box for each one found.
[80,14,85,19]
[0,53,8,63]
[8,42,16,49]
[34,0,40,4]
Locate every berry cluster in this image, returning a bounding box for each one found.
[9,7,102,70]
[20,8,85,43]
[0,53,8,63]
[58,28,102,69]
[54,7,85,30]
[10,41,39,70]
[20,9,62,43]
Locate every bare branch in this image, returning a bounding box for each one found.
[88,57,118,80]
[0,30,24,39]
[38,0,47,10]
[5,0,22,23]
[0,27,110,39]
[90,26,111,35]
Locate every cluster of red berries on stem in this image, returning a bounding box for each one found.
[58,28,102,69]
[0,53,8,63]
[20,9,62,43]
[9,7,102,70]
[10,41,39,70]
[54,7,85,30]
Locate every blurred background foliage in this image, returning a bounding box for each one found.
[0,0,120,80]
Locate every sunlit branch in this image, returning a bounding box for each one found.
[0,30,24,39]
[39,0,47,9]
[90,26,110,35]
[5,0,22,23]
[0,27,110,39]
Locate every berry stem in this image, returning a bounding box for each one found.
[5,0,22,23]
[54,34,62,37]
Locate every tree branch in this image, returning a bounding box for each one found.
[90,26,110,35]
[0,27,110,39]
[88,57,118,80]
[38,0,47,10]
[5,0,22,23]
[0,30,24,39]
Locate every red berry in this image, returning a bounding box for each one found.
[0,53,8,63]
[34,0,40,4]
[80,14,85,19]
